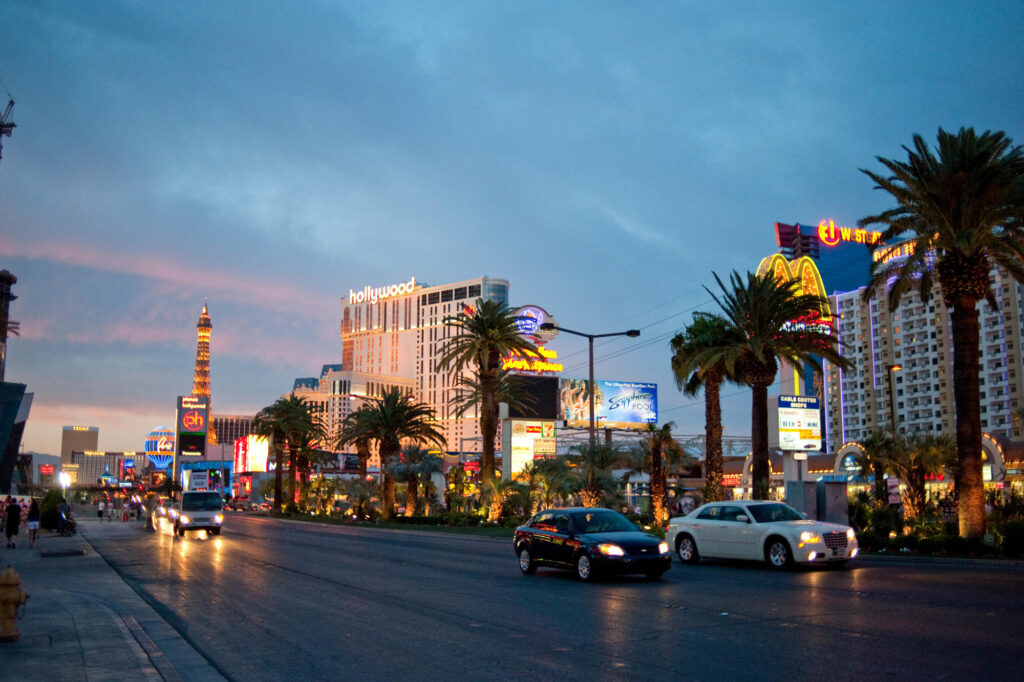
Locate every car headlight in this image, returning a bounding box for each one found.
[214,514,224,524]
[658,542,669,555]
[179,515,191,525]
[799,531,822,544]
[597,543,625,557]
[847,528,856,541]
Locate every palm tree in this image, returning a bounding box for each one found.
[859,127,1024,539]
[568,441,626,508]
[874,431,956,520]
[622,423,690,526]
[702,270,849,500]
[671,312,736,502]
[437,299,539,486]
[347,387,445,520]
[387,444,443,517]
[855,430,892,505]
[524,456,575,512]
[253,395,320,514]
[335,408,374,478]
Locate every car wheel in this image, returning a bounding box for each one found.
[518,546,537,575]
[575,553,596,582]
[676,534,700,564]
[176,523,186,537]
[765,537,793,569]
[210,527,221,536]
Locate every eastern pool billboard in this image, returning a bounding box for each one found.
[559,379,658,429]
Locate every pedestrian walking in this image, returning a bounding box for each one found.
[0,495,9,534]
[97,499,105,519]
[27,499,40,549]
[106,500,114,522]
[4,498,20,548]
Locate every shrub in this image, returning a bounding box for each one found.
[40,490,66,531]
[1000,520,1024,558]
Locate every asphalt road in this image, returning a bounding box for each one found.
[86,514,1024,681]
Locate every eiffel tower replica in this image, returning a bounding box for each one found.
[192,301,218,444]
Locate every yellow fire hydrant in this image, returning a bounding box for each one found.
[0,566,29,641]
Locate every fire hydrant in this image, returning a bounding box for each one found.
[0,566,29,641]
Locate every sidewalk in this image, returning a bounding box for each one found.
[0,507,226,682]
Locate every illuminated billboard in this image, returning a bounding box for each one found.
[234,435,270,473]
[769,395,821,451]
[559,379,657,429]
[508,420,557,475]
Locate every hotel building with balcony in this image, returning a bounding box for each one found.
[824,259,1024,452]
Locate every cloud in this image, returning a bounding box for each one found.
[0,236,335,318]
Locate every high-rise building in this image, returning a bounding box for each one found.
[0,270,16,382]
[211,415,256,446]
[60,425,98,467]
[340,275,510,456]
[825,257,1024,451]
[191,302,217,444]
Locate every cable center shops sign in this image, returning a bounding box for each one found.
[770,395,821,451]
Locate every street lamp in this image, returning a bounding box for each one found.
[540,322,640,446]
[886,363,902,432]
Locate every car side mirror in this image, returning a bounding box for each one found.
[736,514,750,524]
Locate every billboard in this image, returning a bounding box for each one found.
[176,396,209,460]
[771,395,821,451]
[508,420,557,475]
[559,379,657,429]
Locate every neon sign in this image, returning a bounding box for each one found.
[873,241,915,264]
[503,346,563,374]
[349,277,417,305]
[817,219,882,247]
[182,410,205,431]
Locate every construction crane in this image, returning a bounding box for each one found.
[0,99,15,164]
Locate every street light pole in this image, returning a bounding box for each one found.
[540,323,640,446]
[886,363,902,432]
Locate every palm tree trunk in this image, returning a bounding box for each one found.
[405,475,418,517]
[287,447,297,509]
[272,442,284,514]
[381,474,395,520]
[950,300,985,538]
[704,373,724,502]
[357,442,370,479]
[650,443,666,526]
[480,371,498,485]
[751,382,771,500]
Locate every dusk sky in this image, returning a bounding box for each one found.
[2,1,1022,456]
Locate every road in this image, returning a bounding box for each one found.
[85,514,1024,681]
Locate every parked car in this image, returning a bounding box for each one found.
[666,500,859,569]
[514,507,671,581]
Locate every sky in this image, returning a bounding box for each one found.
[2,1,1023,456]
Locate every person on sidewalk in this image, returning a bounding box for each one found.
[4,498,20,548]
[27,499,40,549]
[0,495,10,535]
[98,499,105,520]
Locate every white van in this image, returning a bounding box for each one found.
[170,491,224,536]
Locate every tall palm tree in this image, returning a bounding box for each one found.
[253,394,320,514]
[387,444,443,517]
[525,456,575,512]
[671,312,736,502]
[348,387,445,519]
[859,127,1024,539]
[568,441,626,508]
[702,270,849,500]
[437,299,539,486]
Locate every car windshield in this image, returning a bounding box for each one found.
[570,510,637,534]
[747,503,804,523]
[181,492,222,511]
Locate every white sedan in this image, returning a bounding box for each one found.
[666,500,859,569]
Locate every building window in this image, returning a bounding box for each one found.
[428,292,440,305]
[453,287,467,300]
[468,284,481,298]
[441,289,453,302]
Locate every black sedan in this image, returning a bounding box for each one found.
[514,507,671,581]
